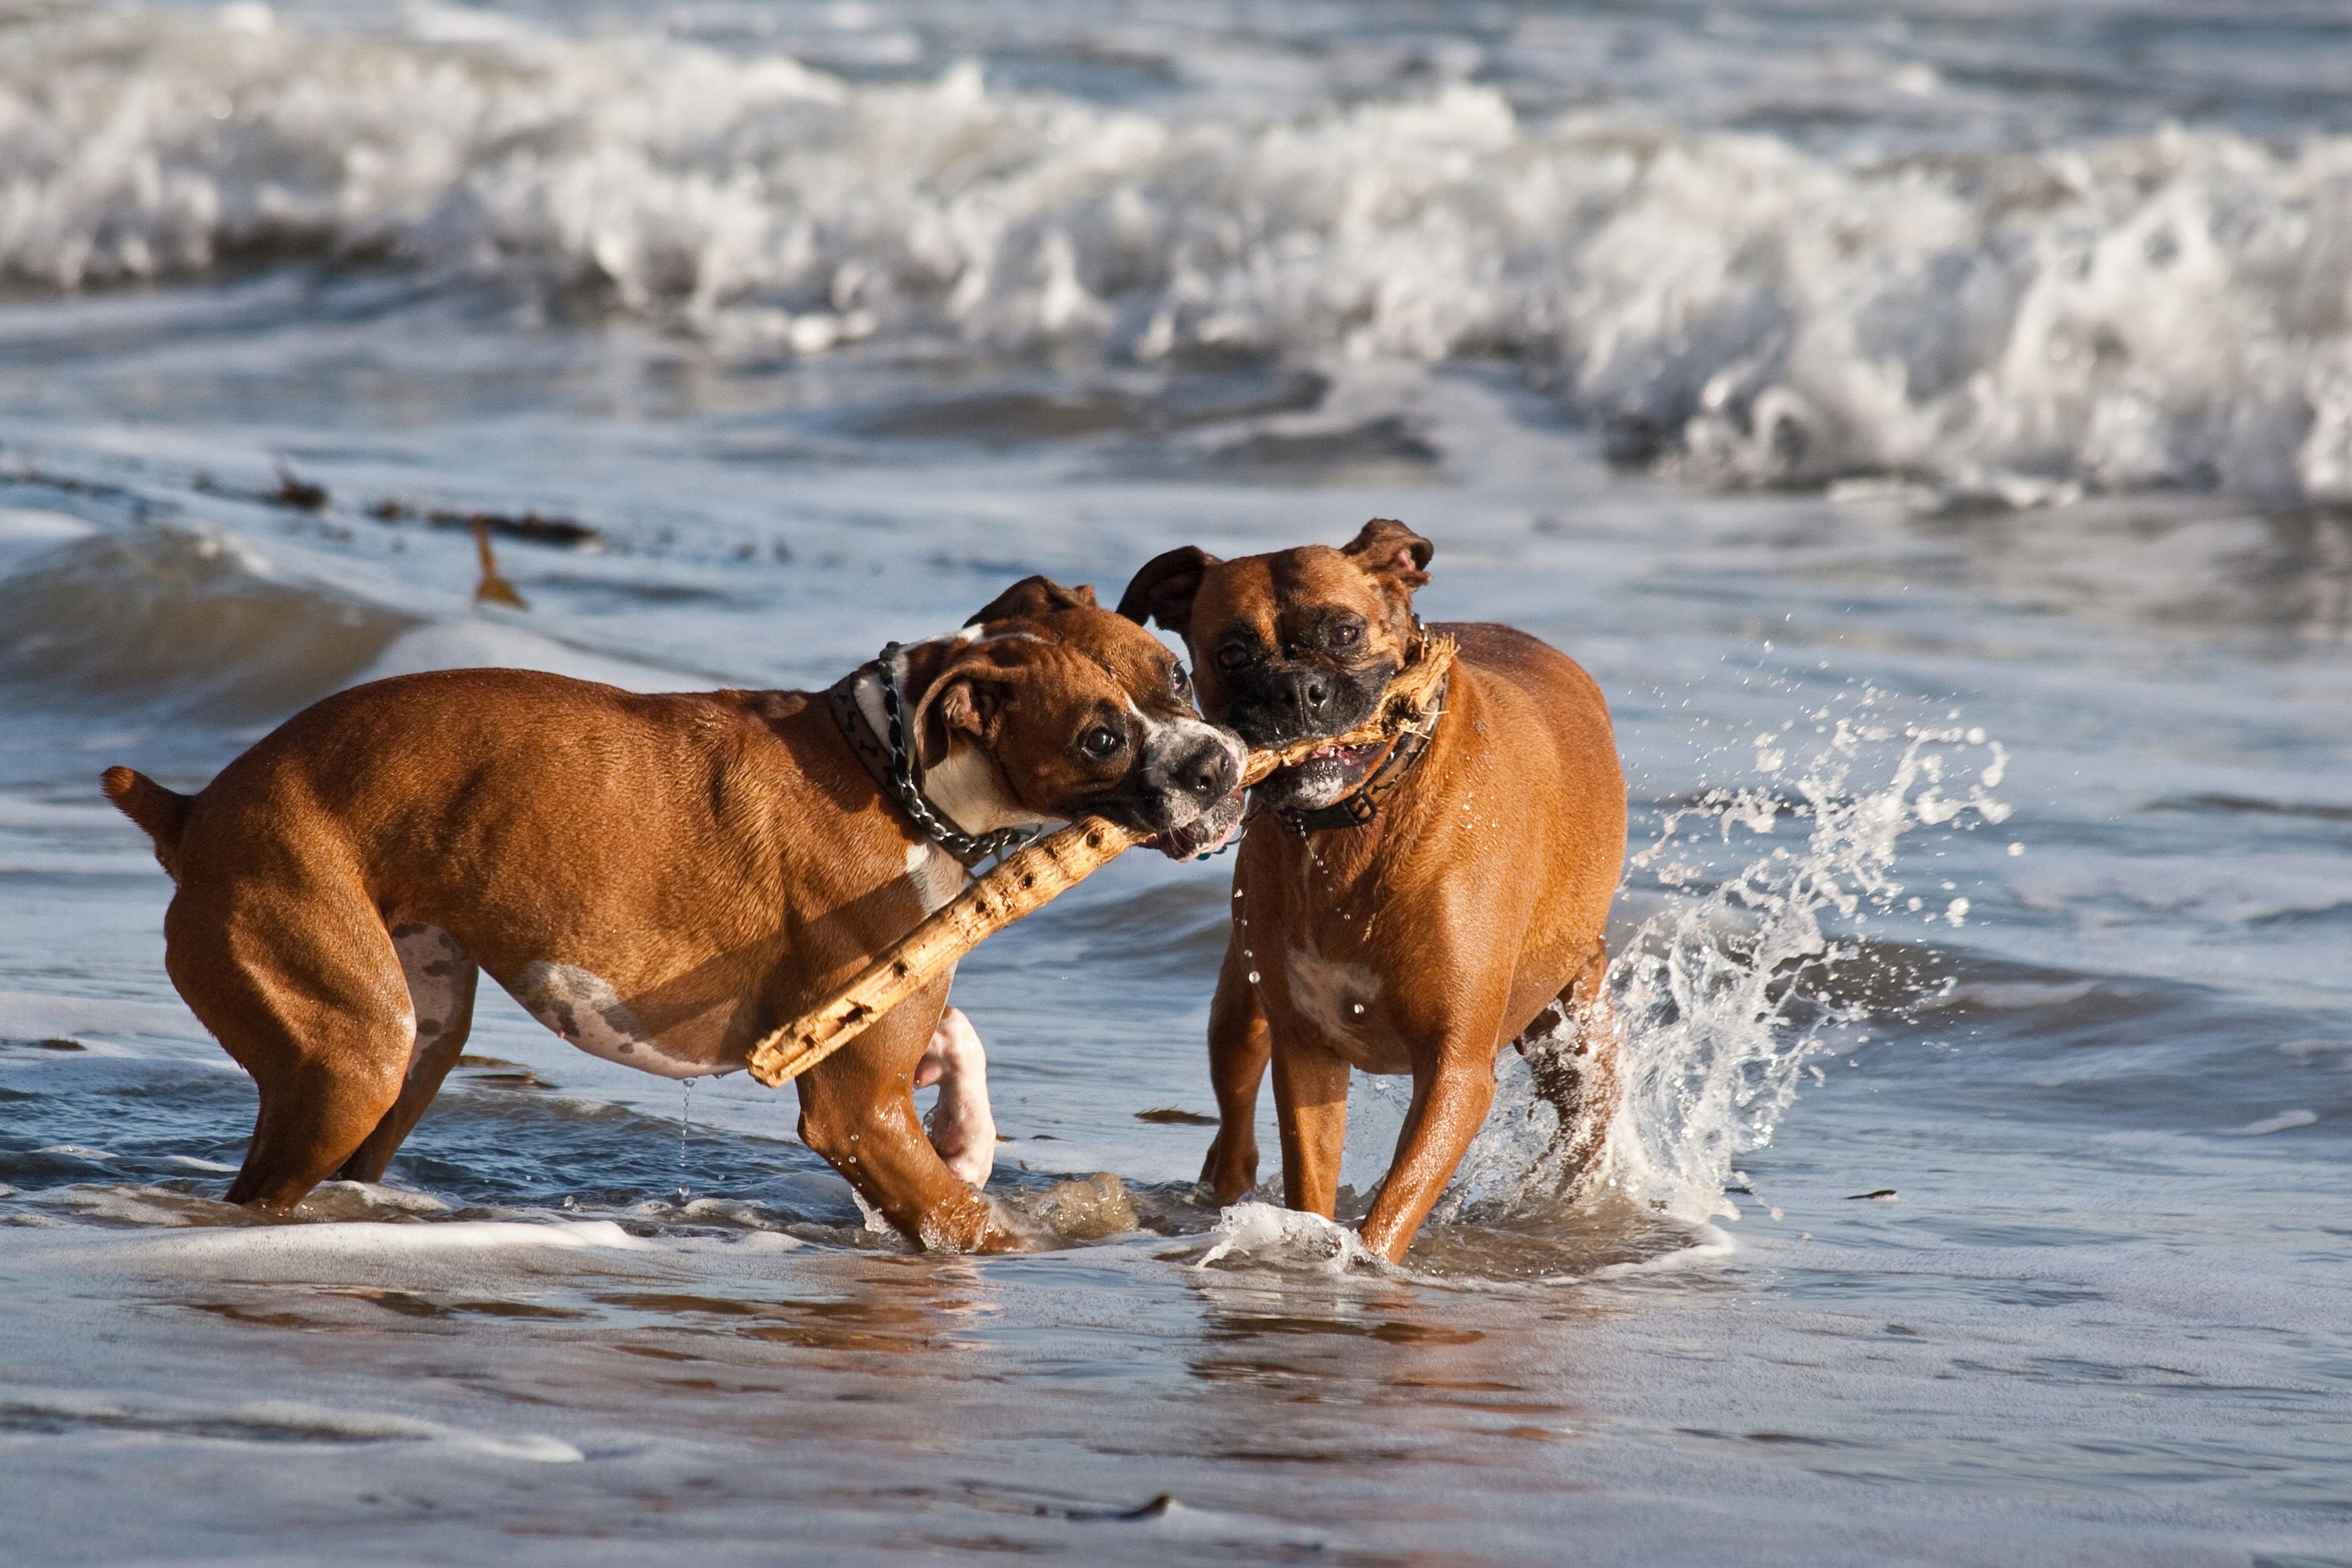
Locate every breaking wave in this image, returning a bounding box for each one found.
[0,524,416,721]
[0,511,685,723]
[9,7,2352,501]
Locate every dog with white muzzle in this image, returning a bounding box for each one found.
[1121,521,1627,1262]
[105,576,1244,1252]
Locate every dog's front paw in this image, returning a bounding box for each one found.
[1199,1130,1259,1204]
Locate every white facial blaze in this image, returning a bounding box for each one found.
[1134,703,1246,828]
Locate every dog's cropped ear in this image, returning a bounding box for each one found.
[1118,546,1219,633]
[1341,518,1432,591]
[915,668,1008,770]
[965,576,1097,628]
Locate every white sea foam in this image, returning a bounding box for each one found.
[136,1217,650,1258]
[1605,707,2014,1220]
[3,1388,583,1462]
[0,505,96,573]
[1429,701,2013,1228]
[7,8,2352,501]
[2220,1108,2318,1136]
[0,988,198,1042]
[1575,1222,1738,1283]
[1196,1201,1380,1275]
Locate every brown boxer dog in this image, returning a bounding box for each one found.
[102,577,1245,1252]
[1120,521,1626,1262]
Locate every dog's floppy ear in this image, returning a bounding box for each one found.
[1341,518,1432,591]
[1118,546,1219,633]
[965,576,1097,628]
[914,666,1007,770]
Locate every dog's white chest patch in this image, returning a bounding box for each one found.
[508,961,722,1080]
[905,841,964,916]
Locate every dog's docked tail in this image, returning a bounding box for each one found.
[101,767,193,881]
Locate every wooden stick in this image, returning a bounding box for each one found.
[746,635,1456,1087]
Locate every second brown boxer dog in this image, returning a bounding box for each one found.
[103,577,1244,1252]
[1120,521,1626,1261]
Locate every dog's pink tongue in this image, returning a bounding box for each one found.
[1150,793,1246,860]
[1197,802,1244,856]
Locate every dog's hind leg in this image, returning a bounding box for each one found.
[164,878,418,1212]
[1520,940,1621,1187]
[337,924,480,1183]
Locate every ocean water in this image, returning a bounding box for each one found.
[1,3,2348,1563]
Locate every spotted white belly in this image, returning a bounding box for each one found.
[507,961,730,1080]
[389,923,474,1077]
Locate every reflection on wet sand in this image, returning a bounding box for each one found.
[1185,1273,1594,1466]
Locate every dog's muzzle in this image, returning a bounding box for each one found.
[1138,724,1248,860]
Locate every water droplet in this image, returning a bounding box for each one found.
[1247,971,1261,985]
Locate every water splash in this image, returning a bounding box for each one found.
[1197,1202,1381,1276]
[1438,695,2010,1230]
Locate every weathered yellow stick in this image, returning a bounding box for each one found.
[746,636,1455,1087]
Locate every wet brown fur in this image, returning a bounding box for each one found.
[1123,522,1627,1261]
[104,579,1212,1251]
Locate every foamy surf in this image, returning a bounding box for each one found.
[1195,1202,1383,1275]
[1571,1222,1739,1284]
[8,7,2352,503]
[132,1217,650,1259]
[0,1388,584,1462]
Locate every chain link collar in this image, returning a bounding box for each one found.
[873,643,1038,865]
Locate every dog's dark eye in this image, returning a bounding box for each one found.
[1330,624,1361,648]
[1216,644,1251,671]
[1171,665,1189,695]
[1078,725,1124,761]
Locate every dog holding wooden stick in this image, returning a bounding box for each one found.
[1120,520,1627,1261]
[104,576,1244,1251]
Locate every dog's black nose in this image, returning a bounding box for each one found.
[1272,671,1330,722]
[1181,739,1239,805]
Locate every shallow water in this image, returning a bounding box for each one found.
[2,3,2349,1563]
